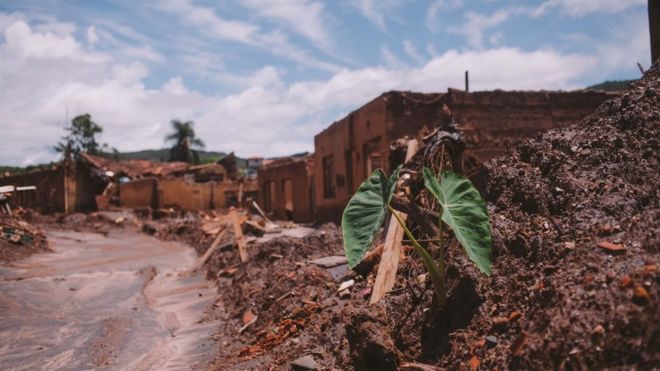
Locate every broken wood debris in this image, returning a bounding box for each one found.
[230,209,249,263]
[596,241,626,253]
[370,139,419,304]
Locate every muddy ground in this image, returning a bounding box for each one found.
[192,64,658,369]
[0,215,219,370]
[1,66,657,370]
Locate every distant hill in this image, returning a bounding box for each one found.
[587,80,636,92]
[0,163,56,176]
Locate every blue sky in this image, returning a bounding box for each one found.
[0,0,651,165]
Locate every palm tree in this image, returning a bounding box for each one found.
[165,120,205,163]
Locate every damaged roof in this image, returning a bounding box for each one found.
[261,152,313,169]
[80,153,189,179]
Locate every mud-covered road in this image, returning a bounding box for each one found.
[0,228,218,370]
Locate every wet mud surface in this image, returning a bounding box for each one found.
[0,227,218,370]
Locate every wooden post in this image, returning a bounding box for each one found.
[195,226,227,269]
[230,209,249,263]
[370,139,419,304]
[237,182,244,206]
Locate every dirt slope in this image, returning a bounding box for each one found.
[343,63,659,370]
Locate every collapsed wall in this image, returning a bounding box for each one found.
[257,154,315,222]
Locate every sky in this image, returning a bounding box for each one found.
[0,0,652,166]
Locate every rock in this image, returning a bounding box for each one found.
[309,255,348,268]
[591,324,605,336]
[485,335,498,346]
[619,275,633,288]
[338,289,351,299]
[632,287,650,305]
[491,316,509,331]
[291,355,318,370]
[337,279,355,292]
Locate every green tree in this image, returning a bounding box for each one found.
[54,114,109,155]
[165,120,205,163]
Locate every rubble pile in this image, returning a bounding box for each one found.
[202,223,364,369]
[0,211,50,262]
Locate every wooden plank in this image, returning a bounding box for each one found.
[369,139,420,304]
[369,211,407,304]
[195,226,227,269]
[237,182,244,206]
[231,209,249,263]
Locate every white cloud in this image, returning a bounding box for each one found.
[154,0,342,73]
[86,25,98,45]
[0,8,648,166]
[347,0,407,30]
[380,45,407,68]
[533,0,645,17]
[240,0,332,48]
[449,9,518,49]
[403,40,425,64]
[156,0,258,45]
[162,77,189,96]
[3,21,107,63]
[121,45,164,63]
[425,0,463,32]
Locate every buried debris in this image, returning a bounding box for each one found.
[309,255,347,268]
[291,355,319,370]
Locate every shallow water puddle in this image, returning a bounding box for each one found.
[0,228,218,370]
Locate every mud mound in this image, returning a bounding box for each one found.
[343,65,659,369]
[467,65,659,369]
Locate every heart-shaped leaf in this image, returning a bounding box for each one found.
[342,167,400,269]
[422,168,492,275]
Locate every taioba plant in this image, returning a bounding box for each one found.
[342,166,492,308]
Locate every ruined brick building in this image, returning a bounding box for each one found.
[0,154,258,213]
[312,89,616,221]
[258,153,315,222]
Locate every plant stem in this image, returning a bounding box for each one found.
[387,204,447,308]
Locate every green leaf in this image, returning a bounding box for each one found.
[342,167,400,269]
[422,168,492,276]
